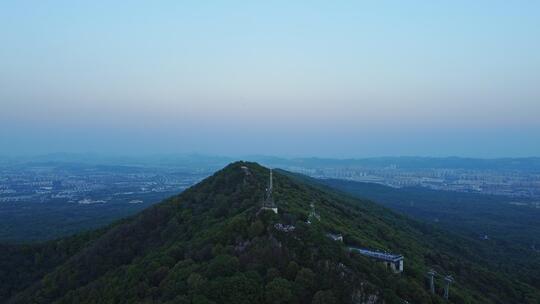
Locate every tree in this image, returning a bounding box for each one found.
[168,295,190,304]
[249,220,265,238]
[192,294,216,304]
[266,268,281,282]
[150,266,169,286]
[285,262,299,280]
[207,274,261,304]
[207,255,239,277]
[312,290,337,304]
[187,273,207,295]
[294,268,316,299]
[265,277,293,304]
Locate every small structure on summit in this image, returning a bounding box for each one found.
[274,223,295,232]
[259,169,278,214]
[349,247,404,273]
[327,233,344,242]
[240,165,251,176]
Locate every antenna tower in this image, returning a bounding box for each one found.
[427,269,437,294]
[260,169,278,214]
[443,275,454,300]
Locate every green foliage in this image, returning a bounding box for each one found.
[312,290,337,304]
[320,178,540,291]
[294,268,316,299]
[266,268,281,282]
[249,220,265,238]
[192,294,215,304]
[1,162,539,304]
[285,261,299,280]
[207,254,239,277]
[265,278,294,304]
[206,274,261,304]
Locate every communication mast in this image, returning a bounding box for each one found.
[443,275,454,300]
[427,269,437,294]
[260,169,278,214]
[307,202,320,224]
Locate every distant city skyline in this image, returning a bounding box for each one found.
[1,1,539,157]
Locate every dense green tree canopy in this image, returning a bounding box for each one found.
[1,162,538,303]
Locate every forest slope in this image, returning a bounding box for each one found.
[2,162,539,304]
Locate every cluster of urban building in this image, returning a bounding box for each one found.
[286,166,540,198]
[0,163,206,204]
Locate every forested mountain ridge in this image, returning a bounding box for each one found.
[1,162,539,303]
[317,178,540,283]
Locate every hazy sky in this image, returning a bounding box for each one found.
[1,1,539,157]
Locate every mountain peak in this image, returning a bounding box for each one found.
[5,162,540,304]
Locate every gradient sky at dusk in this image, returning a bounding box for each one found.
[1,1,539,157]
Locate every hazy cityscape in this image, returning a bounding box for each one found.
[0,161,209,205]
[2,156,539,208]
[287,166,540,198]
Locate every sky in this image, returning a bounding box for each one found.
[1,1,539,158]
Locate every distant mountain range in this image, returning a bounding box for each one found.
[3,154,540,171]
